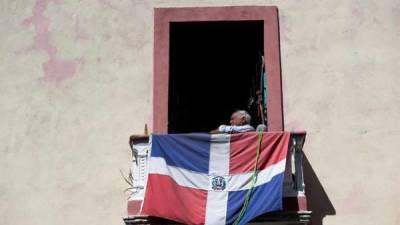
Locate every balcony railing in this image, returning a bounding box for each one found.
[124,132,311,224]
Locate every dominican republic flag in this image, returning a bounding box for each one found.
[142,132,290,225]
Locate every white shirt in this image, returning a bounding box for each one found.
[218,124,255,133]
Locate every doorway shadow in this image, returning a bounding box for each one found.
[303,155,336,225]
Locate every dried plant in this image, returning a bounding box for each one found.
[120,169,135,198]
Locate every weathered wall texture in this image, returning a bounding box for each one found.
[0,0,399,225]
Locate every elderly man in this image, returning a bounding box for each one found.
[211,110,255,133]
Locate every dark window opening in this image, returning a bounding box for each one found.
[168,21,264,133]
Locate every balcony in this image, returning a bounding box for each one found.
[123,132,311,224]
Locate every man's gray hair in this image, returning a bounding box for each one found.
[235,110,251,124]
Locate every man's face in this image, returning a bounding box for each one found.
[230,112,245,126]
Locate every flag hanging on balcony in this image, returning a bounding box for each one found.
[142,132,290,225]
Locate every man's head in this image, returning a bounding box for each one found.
[230,110,251,126]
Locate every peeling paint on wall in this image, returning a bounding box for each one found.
[20,0,83,83]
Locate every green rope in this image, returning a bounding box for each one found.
[232,131,264,225]
[263,70,267,110]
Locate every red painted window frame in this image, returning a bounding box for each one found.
[153,6,283,133]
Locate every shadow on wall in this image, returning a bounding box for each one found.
[303,155,336,225]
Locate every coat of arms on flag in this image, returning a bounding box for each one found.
[141,132,290,225]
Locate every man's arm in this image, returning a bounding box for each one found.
[210,128,221,134]
[211,125,255,134]
[210,125,228,134]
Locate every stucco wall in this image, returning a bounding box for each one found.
[0,1,399,225]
